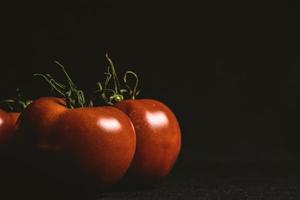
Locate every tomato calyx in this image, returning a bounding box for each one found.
[1,88,32,112]
[34,61,90,109]
[96,54,140,105]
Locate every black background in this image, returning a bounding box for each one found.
[1,1,300,199]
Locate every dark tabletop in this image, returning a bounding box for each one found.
[2,158,300,200]
[98,162,300,200]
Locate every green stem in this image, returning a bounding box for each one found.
[96,54,140,105]
[124,71,140,100]
[34,61,87,109]
[33,73,66,96]
[105,54,122,94]
[1,89,32,112]
[54,61,77,89]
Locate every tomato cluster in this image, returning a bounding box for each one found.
[0,55,181,188]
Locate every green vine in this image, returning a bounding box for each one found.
[34,61,88,109]
[96,54,140,105]
[1,88,32,112]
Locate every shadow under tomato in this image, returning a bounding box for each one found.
[0,152,106,199]
[0,146,180,200]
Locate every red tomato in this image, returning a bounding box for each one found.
[0,109,19,146]
[115,99,181,182]
[17,97,136,186]
[96,54,182,182]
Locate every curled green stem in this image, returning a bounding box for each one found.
[34,61,87,109]
[96,54,140,105]
[124,71,140,100]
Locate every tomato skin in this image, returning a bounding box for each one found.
[115,99,181,181]
[17,97,136,186]
[0,110,19,146]
[52,107,136,185]
[16,97,66,150]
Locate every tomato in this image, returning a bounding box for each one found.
[0,92,31,148]
[0,109,19,147]
[0,109,20,195]
[96,54,182,182]
[0,109,20,184]
[17,96,136,186]
[115,99,181,181]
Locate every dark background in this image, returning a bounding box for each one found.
[1,1,300,199]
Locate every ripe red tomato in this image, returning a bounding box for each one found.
[17,97,136,186]
[115,99,181,181]
[0,109,19,146]
[97,54,182,182]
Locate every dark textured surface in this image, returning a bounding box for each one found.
[98,162,300,200]
[3,159,300,199]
